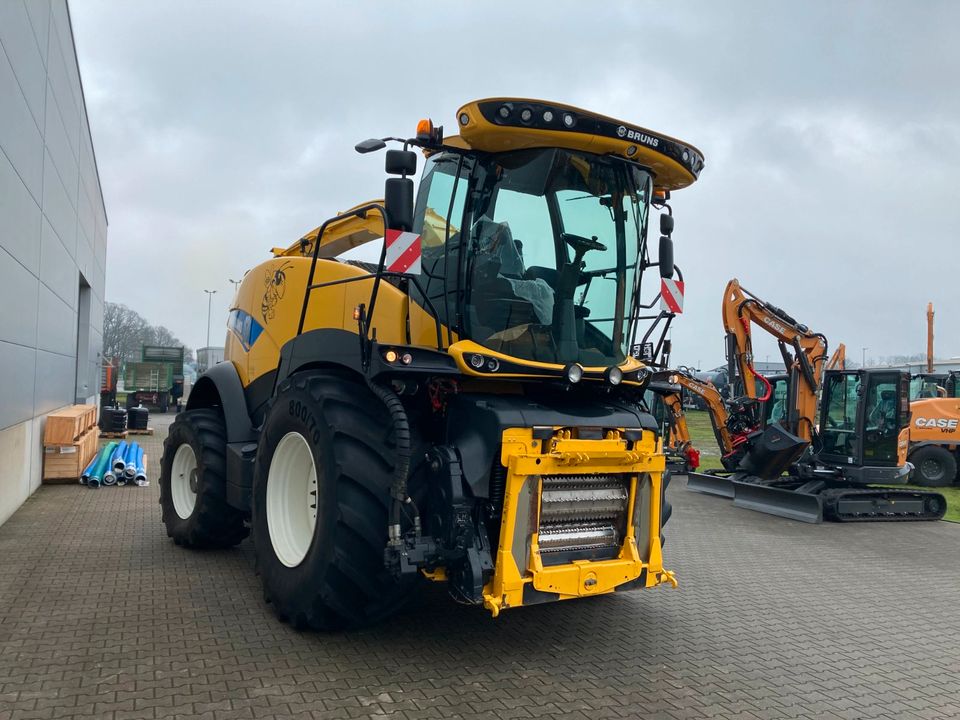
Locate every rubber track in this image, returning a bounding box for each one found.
[822,488,947,522]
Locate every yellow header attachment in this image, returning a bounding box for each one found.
[454,97,704,192]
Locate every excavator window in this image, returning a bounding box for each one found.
[821,373,859,458]
[862,376,901,463]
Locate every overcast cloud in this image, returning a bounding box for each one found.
[70,1,960,368]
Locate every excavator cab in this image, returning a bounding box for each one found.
[910,373,947,400]
[761,375,789,426]
[818,370,911,474]
[946,372,960,398]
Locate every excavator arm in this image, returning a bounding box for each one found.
[825,343,846,371]
[722,279,828,443]
[651,370,759,470]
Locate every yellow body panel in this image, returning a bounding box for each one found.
[226,256,445,383]
[482,427,674,617]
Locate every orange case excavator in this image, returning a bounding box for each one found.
[681,279,946,523]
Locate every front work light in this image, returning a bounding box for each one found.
[565,363,584,384]
[604,367,623,386]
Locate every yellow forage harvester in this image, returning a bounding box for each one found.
[160,98,703,629]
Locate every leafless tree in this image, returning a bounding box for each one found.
[103,303,193,364]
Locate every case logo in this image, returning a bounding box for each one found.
[914,417,958,431]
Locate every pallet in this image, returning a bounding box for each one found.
[127,427,154,436]
[100,430,128,439]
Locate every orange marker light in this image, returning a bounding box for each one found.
[384,350,398,363]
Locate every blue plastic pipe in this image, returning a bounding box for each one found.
[80,455,98,485]
[134,444,147,486]
[87,441,118,489]
[123,442,138,481]
[111,440,128,474]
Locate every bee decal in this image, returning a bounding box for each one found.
[261,261,292,323]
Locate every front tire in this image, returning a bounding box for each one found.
[252,372,412,631]
[910,446,958,487]
[160,409,248,547]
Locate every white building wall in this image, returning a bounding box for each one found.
[0,0,107,526]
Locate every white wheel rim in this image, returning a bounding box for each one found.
[171,443,198,520]
[267,431,318,568]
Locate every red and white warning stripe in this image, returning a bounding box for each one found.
[384,230,421,275]
[660,278,684,314]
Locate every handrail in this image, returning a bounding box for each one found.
[296,203,444,355]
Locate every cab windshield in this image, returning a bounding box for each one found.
[414,148,651,366]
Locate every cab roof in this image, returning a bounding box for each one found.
[452,98,704,192]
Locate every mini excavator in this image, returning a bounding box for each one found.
[681,280,946,523]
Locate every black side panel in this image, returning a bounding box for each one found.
[447,393,658,497]
[276,329,365,385]
[186,362,258,444]
[244,369,277,428]
[276,328,458,386]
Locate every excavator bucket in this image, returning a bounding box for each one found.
[685,472,736,498]
[732,481,824,524]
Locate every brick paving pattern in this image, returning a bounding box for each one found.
[1,413,960,719]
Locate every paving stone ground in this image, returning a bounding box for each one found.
[2,413,960,720]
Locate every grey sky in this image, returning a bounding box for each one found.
[70,1,960,368]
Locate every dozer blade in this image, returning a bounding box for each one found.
[732,481,823,524]
[685,472,735,499]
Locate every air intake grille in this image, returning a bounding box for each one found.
[538,475,629,559]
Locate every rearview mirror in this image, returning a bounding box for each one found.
[659,235,674,278]
[385,177,414,231]
[355,138,386,154]
[660,214,674,236]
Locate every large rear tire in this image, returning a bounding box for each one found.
[252,372,413,631]
[910,446,958,487]
[160,409,248,547]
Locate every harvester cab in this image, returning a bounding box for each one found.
[161,98,705,629]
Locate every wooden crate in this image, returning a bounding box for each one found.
[44,405,97,445]
[43,426,100,483]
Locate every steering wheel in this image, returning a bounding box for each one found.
[562,232,607,256]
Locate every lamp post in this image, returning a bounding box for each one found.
[228,278,241,293]
[203,289,217,350]
[861,346,868,369]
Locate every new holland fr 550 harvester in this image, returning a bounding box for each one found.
[160,98,704,629]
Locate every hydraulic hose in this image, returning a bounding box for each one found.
[366,380,413,542]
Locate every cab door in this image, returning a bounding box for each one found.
[818,370,862,466]
[856,370,910,467]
